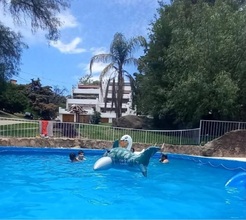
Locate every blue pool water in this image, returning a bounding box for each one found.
[0,147,246,219]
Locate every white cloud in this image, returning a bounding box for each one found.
[90,47,108,56]
[87,62,107,74]
[77,61,107,83]
[88,47,109,74]
[57,10,78,29]
[76,47,109,76]
[78,62,107,75]
[50,37,86,54]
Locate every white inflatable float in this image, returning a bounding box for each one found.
[93,135,160,177]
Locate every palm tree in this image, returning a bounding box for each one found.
[90,32,146,120]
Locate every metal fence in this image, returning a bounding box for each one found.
[0,117,40,138]
[0,117,245,146]
[199,120,246,144]
[0,117,199,145]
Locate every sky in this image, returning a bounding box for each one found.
[1,0,168,95]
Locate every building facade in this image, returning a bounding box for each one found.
[58,82,136,123]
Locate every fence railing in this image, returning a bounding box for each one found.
[0,117,199,145]
[0,117,245,146]
[0,117,40,138]
[199,120,246,144]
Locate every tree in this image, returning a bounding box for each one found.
[52,85,67,108]
[90,32,147,120]
[137,0,246,128]
[0,0,71,41]
[0,78,67,118]
[0,82,28,113]
[90,108,101,124]
[136,2,175,128]
[0,0,71,84]
[26,79,66,119]
[79,73,99,85]
[0,22,27,83]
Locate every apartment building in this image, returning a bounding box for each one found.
[58,82,136,123]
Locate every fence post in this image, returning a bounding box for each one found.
[145,130,147,144]
[179,130,182,146]
[198,120,202,145]
[113,128,115,141]
[238,122,241,130]
[78,123,80,139]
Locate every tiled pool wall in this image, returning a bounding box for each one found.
[1,146,246,171]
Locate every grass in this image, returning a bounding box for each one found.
[0,122,39,137]
[79,124,198,145]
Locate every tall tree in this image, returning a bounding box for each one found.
[136,2,175,128]
[26,79,66,119]
[0,0,71,41]
[0,82,28,113]
[52,86,67,108]
[90,32,146,120]
[0,23,26,87]
[137,0,246,128]
[0,0,71,84]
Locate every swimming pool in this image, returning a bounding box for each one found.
[0,146,245,219]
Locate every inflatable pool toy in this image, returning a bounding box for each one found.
[119,134,132,151]
[225,172,246,188]
[93,140,160,177]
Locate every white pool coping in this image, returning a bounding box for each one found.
[211,157,246,162]
[135,150,246,162]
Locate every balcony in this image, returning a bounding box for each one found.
[67,98,98,105]
[73,88,100,94]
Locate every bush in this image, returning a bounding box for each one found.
[90,111,101,124]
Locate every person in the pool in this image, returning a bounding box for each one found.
[69,153,79,162]
[69,151,86,162]
[159,153,169,163]
[77,150,86,160]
